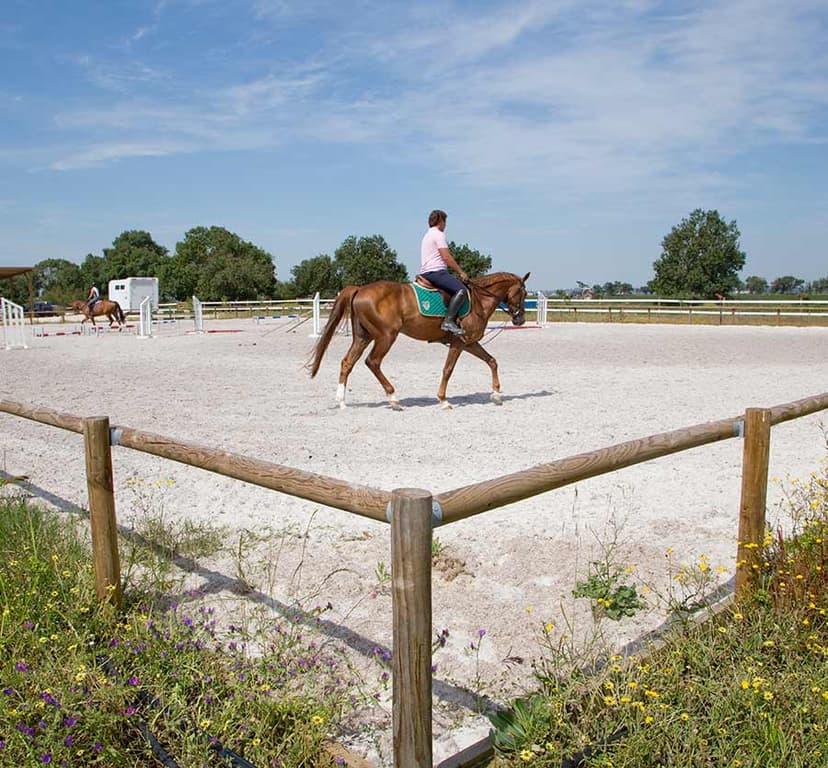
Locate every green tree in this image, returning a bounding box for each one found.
[601,281,634,296]
[770,275,805,294]
[162,226,276,301]
[0,274,30,305]
[32,259,84,304]
[291,254,341,297]
[448,242,492,278]
[649,209,746,298]
[81,230,169,293]
[808,276,828,293]
[744,275,768,294]
[273,280,298,299]
[334,235,407,285]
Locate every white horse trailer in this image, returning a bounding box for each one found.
[108,277,159,312]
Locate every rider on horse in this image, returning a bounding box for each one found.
[419,209,469,336]
[87,284,100,313]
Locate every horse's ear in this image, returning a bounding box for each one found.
[522,272,531,284]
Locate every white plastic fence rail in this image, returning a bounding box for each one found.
[1,298,28,350]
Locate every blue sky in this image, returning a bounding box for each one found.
[1,0,827,292]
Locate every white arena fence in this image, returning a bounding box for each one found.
[20,293,827,334]
[535,296,828,325]
[1,298,28,350]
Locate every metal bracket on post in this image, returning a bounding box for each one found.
[387,499,442,527]
[733,419,745,438]
[109,427,123,446]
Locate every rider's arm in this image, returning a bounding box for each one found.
[438,248,468,283]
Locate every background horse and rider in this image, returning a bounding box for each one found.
[69,298,126,328]
[309,271,530,410]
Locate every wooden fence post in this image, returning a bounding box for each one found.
[735,408,772,600]
[391,488,433,768]
[83,416,122,608]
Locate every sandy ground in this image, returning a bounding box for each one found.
[2,316,828,764]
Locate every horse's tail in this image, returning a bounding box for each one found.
[308,287,358,378]
[115,301,126,325]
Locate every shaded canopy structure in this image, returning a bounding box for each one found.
[0,267,34,280]
[0,267,36,316]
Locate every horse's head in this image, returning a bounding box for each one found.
[502,272,530,326]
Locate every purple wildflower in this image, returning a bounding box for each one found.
[93,742,102,753]
[40,691,59,707]
[63,735,74,747]
[127,676,140,686]
[15,661,29,672]
[3,687,14,695]
[477,628,487,638]
[41,754,52,763]
[62,716,77,728]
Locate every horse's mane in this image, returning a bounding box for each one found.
[471,272,520,289]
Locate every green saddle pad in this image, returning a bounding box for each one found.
[411,283,471,317]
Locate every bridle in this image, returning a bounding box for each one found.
[467,277,525,322]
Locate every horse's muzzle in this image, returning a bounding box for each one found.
[512,312,525,326]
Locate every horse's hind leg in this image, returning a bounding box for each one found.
[337,329,371,409]
[364,332,401,410]
[462,342,502,405]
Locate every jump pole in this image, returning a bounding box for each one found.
[390,488,433,768]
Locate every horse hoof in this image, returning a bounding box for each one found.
[389,399,403,411]
[440,400,453,411]
[337,401,347,410]
[491,392,503,405]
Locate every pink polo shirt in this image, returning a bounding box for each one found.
[420,226,449,273]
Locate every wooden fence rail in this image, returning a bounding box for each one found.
[2,390,828,768]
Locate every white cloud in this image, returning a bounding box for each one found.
[29,0,828,198]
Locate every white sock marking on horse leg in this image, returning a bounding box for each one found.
[440,400,453,411]
[336,384,347,409]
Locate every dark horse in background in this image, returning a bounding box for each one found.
[68,299,126,328]
[309,271,530,410]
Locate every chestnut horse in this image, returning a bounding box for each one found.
[69,299,126,328]
[309,271,530,410]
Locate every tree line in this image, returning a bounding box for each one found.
[0,227,492,306]
[1,210,824,306]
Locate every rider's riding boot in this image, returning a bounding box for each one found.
[441,290,467,336]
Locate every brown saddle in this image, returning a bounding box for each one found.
[415,275,453,306]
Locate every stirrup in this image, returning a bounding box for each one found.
[441,318,465,336]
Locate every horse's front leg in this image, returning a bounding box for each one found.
[462,342,502,405]
[437,344,464,410]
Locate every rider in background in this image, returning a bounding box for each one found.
[419,209,469,336]
[87,284,100,312]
